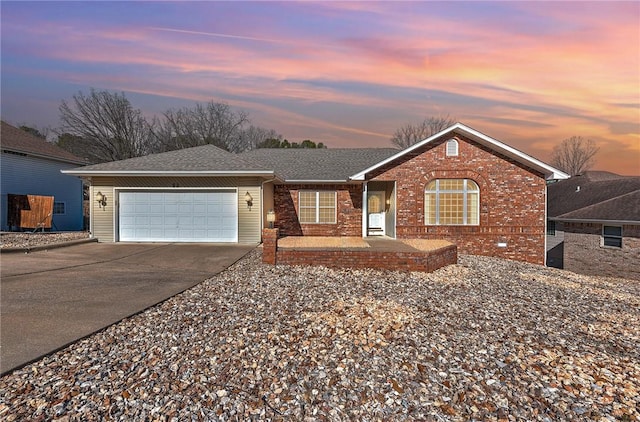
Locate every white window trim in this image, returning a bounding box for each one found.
[299,191,337,224]
[425,179,479,226]
[602,225,623,248]
[446,139,459,157]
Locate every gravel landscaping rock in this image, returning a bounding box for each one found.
[1,232,90,249]
[1,250,638,421]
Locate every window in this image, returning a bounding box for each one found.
[299,191,336,224]
[602,225,622,248]
[446,139,459,157]
[53,202,66,215]
[425,179,479,225]
[547,220,556,236]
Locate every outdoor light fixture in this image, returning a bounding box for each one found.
[266,209,276,228]
[244,191,253,209]
[96,191,107,209]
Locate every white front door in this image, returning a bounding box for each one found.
[119,190,238,242]
[367,191,385,236]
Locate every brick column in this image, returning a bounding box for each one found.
[262,228,279,264]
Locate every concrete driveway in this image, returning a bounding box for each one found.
[0,242,255,374]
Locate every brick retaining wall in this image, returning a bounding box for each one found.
[262,229,457,272]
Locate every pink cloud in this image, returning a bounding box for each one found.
[3,2,638,174]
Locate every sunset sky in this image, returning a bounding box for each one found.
[1,1,638,175]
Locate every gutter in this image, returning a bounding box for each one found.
[550,217,640,225]
[61,170,275,177]
[3,148,87,166]
[283,179,356,184]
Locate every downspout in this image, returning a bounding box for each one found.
[88,178,95,239]
[362,182,368,238]
[544,181,548,266]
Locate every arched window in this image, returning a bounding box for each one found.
[446,139,459,156]
[425,179,479,225]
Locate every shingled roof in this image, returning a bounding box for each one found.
[240,148,399,182]
[63,144,273,177]
[548,171,640,223]
[1,121,86,164]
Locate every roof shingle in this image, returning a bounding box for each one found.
[240,148,399,181]
[1,121,86,164]
[548,171,640,222]
[65,144,273,174]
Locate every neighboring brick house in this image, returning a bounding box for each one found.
[64,123,567,265]
[1,121,87,231]
[548,172,640,280]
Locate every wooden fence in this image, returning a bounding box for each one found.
[7,194,54,230]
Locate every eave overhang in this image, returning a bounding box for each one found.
[282,179,357,184]
[550,217,640,225]
[3,147,88,166]
[61,170,276,178]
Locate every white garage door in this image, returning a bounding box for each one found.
[119,190,237,242]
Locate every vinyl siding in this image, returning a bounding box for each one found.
[237,183,261,243]
[1,152,84,231]
[89,176,263,243]
[91,179,116,242]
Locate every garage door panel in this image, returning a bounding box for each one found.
[119,191,237,242]
[164,203,178,213]
[164,228,178,238]
[149,216,163,225]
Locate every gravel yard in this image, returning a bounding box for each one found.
[0,250,638,421]
[1,232,90,249]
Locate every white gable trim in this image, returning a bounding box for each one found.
[350,123,569,181]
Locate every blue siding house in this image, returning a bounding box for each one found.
[1,121,87,231]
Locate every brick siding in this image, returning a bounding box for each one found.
[274,184,362,236]
[369,135,547,265]
[563,222,640,280]
[270,135,548,265]
[261,228,278,265]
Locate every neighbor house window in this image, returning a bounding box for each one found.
[425,179,479,225]
[299,191,336,224]
[53,202,66,215]
[547,220,556,236]
[602,225,622,248]
[446,139,459,156]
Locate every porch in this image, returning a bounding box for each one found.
[261,230,457,272]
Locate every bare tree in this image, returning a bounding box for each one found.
[551,136,599,176]
[56,132,105,164]
[238,125,283,151]
[156,101,250,153]
[390,115,456,149]
[59,89,155,162]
